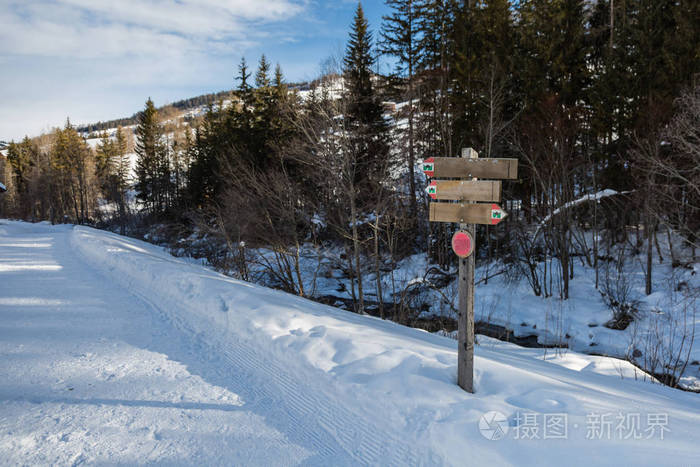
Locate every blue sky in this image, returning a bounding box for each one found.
[0,0,390,141]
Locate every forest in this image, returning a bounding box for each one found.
[1,0,698,366]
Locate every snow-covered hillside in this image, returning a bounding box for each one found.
[1,220,699,465]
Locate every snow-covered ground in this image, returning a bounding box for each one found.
[1,220,699,465]
[231,231,699,390]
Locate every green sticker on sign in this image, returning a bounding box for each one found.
[422,157,435,178]
[489,204,507,225]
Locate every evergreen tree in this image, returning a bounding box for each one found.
[95,131,116,196]
[113,127,130,194]
[186,124,213,209]
[588,0,636,191]
[255,54,271,88]
[344,3,384,127]
[453,0,516,154]
[236,57,254,109]
[113,126,130,234]
[230,58,256,168]
[273,63,287,100]
[0,153,13,215]
[380,0,422,220]
[517,0,589,108]
[416,0,456,157]
[135,98,169,215]
[254,54,276,169]
[51,122,98,224]
[343,2,391,205]
[513,0,591,299]
[339,2,392,313]
[6,137,37,218]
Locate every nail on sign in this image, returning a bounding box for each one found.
[452,230,474,258]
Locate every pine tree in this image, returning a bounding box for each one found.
[254,54,276,169]
[453,0,516,154]
[51,122,98,224]
[514,0,591,299]
[273,63,287,100]
[268,63,294,152]
[380,0,422,220]
[113,126,130,234]
[416,0,456,157]
[236,57,254,109]
[135,98,169,215]
[0,153,12,215]
[343,2,391,197]
[255,54,271,88]
[6,137,37,218]
[623,0,689,295]
[340,2,392,314]
[96,131,116,196]
[517,0,589,107]
[113,127,130,193]
[670,0,700,91]
[231,57,256,167]
[344,4,389,131]
[186,124,211,209]
[344,3,384,127]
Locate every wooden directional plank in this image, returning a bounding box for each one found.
[423,157,518,179]
[426,180,501,202]
[429,202,507,225]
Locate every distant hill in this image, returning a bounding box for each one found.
[76,89,234,134]
[76,80,315,135]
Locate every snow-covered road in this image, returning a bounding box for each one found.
[0,222,426,465]
[1,221,699,466]
[0,222,337,464]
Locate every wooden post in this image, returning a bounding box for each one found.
[458,147,477,393]
[422,148,515,392]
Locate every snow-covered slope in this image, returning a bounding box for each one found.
[1,221,699,465]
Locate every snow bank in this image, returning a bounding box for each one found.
[70,225,700,465]
[71,226,459,403]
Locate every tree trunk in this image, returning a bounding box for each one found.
[373,216,383,319]
[294,242,305,297]
[408,79,417,224]
[646,213,653,295]
[349,193,364,314]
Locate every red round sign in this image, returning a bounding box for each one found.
[451,230,474,258]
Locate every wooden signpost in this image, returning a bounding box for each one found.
[422,157,518,180]
[426,180,502,202]
[429,203,507,225]
[423,148,517,393]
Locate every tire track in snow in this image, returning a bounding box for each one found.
[69,228,437,466]
[132,280,428,466]
[50,230,313,465]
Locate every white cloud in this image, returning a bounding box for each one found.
[1,0,306,58]
[0,0,309,140]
